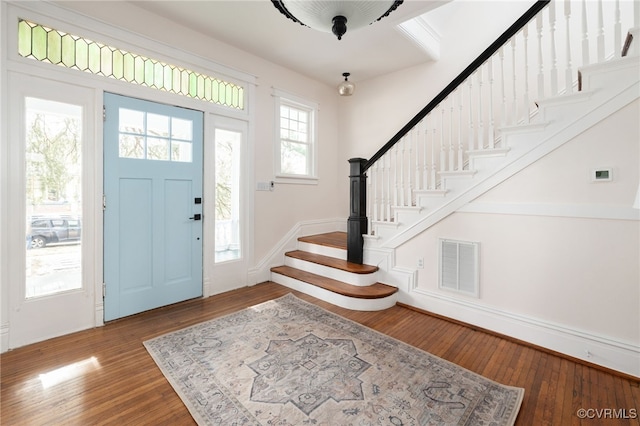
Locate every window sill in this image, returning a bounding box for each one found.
[274,175,319,185]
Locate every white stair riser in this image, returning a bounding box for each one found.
[271,272,396,311]
[394,210,422,224]
[297,241,347,260]
[284,256,378,286]
[372,223,402,240]
[469,154,509,172]
[441,175,475,192]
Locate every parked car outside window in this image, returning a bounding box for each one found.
[27,216,82,249]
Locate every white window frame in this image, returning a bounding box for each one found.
[273,89,318,184]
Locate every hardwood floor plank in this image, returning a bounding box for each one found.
[1,282,638,425]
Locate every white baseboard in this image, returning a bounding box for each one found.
[1,322,8,353]
[399,286,640,378]
[248,218,347,285]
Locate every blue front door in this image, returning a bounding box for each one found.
[103,93,203,321]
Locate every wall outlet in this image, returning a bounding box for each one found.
[417,257,424,269]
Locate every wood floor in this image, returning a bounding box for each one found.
[2,282,638,425]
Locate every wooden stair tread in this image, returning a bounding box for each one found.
[298,232,347,250]
[286,250,378,274]
[271,265,397,299]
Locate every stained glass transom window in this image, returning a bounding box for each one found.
[17,19,245,110]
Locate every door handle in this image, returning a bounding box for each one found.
[189,214,201,221]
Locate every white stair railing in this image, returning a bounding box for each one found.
[365,0,637,235]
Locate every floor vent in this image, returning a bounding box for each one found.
[439,239,479,297]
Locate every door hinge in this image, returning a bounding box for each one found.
[103,105,106,122]
[102,195,106,211]
[102,282,106,298]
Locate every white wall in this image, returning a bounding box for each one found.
[47,1,347,267]
[338,0,533,162]
[395,99,640,373]
[0,0,346,349]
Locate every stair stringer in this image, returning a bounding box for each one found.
[368,58,639,251]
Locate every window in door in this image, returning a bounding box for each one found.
[25,98,83,298]
[118,108,194,162]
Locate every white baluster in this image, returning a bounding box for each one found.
[582,0,590,66]
[415,126,421,192]
[499,46,507,126]
[523,23,530,124]
[422,120,428,191]
[487,57,495,149]
[372,160,379,224]
[468,77,475,150]
[537,13,545,100]
[565,0,574,93]
[449,98,455,170]
[407,131,413,206]
[396,141,405,206]
[377,155,383,222]
[597,0,604,62]
[385,152,391,221]
[423,117,429,190]
[477,66,485,149]
[457,89,464,169]
[511,37,518,123]
[614,0,621,58]
[395,143,401,208]
[431,123,437,190]
[440,107,446,173]
[390,145,396,211]
[549,0,559,95]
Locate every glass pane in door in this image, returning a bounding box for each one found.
[214,129,241,262]
[25,98,83,298]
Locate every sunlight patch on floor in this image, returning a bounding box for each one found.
[39,356,101,389]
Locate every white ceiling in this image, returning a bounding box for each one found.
[128,0,451,86]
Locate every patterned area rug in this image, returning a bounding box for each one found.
[144,294,524,425]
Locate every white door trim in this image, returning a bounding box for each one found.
[6,73,98,349]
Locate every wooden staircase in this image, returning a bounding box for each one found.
[270,232,398,311]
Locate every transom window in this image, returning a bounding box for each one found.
[274,90,317,181]
[17,19,245,110]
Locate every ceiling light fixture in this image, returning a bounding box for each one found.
[338,72,355,96]
[271,1,404,41]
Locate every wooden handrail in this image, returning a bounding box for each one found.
[363,0,550,172]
